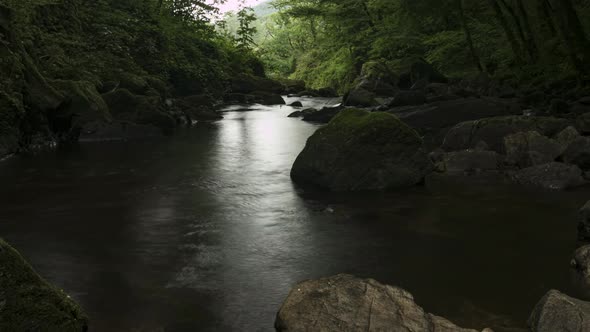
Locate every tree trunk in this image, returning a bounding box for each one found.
[458,0,483,72]
[488,0,523,64]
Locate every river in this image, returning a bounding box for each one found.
[0,97,588,331]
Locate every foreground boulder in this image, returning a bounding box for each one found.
[0,238,88,331]
[528,290,590,332]
[291,108,433,191]
[276,274,478,332]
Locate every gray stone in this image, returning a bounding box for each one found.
[571,245,590,285]
[510,162,584,190]
[563,137,590,171]
[504,131,563,168]
[555,126,581,146]
[443,116,571,153]
[276,274,479,332]
[528,290,590,332]
[344,88,378,107]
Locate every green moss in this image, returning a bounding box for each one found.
[326,108,422,144]
[0,238,88,331]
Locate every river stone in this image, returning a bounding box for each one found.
[302,105,343,123]
[556,126,581,146]
[504,131,563,168]
[443,116,571,153]
[576,113,590,135]
[389,90,426,107]
[579,201,590,241]
[528,290,590,332]
[291,108,433,191]
[0,238,88,331]
[344,87,379,107]
[562,137,590,171]
[275,274,478,332]
[510,162,584,190]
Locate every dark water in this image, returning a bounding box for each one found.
[0,96,589,331]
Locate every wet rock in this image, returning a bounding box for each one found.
[504,131,563,168]
[0,238,88,331]
[580,96,590,105]
[443,116,571,153]
[252,92,286,105]
[288,108,317,118]
[510,162,584,190]
[344,88,378,107]
[102,89,176,135]
[571,245,590,285]
[302,105,343,123]
[528,290,590,332]
[291,109,433,191]
[556,126,581,146]
[282,80,306,94]
[578,201,590,241]
[231,74,284,94]
[276,274,478,332]
[389,90,426,107]
[562,137,590,171]
[289,101,303,107]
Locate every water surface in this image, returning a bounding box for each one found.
[0,97,588,331]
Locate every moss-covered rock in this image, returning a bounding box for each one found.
[102,89,175,135]
[0,238,88,331]
[291,108,433,191]
[51,80,111,134]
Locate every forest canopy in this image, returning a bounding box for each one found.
[223,0,590,93]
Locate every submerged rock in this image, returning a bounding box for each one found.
[275,274,478,332]
[291,108,433,191]
[0,238,88,331]
[289,101,303,107]
[510,162,584,190]
[528,290,590,332]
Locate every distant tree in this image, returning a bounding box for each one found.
[237,7,257,49]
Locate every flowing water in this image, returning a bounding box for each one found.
[0,97,589,331]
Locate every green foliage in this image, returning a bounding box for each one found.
[251,0,590,91]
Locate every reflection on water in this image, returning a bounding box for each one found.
[0,97,588,331]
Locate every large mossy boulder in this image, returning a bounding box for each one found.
[528,290,590,332]
[276,274,478,332]
[0,238,88,331]
[291,108,433,191]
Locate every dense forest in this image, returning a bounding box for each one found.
[232,0,590,94]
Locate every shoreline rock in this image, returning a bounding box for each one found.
[276,274,480,332]
[0,238,88,331]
